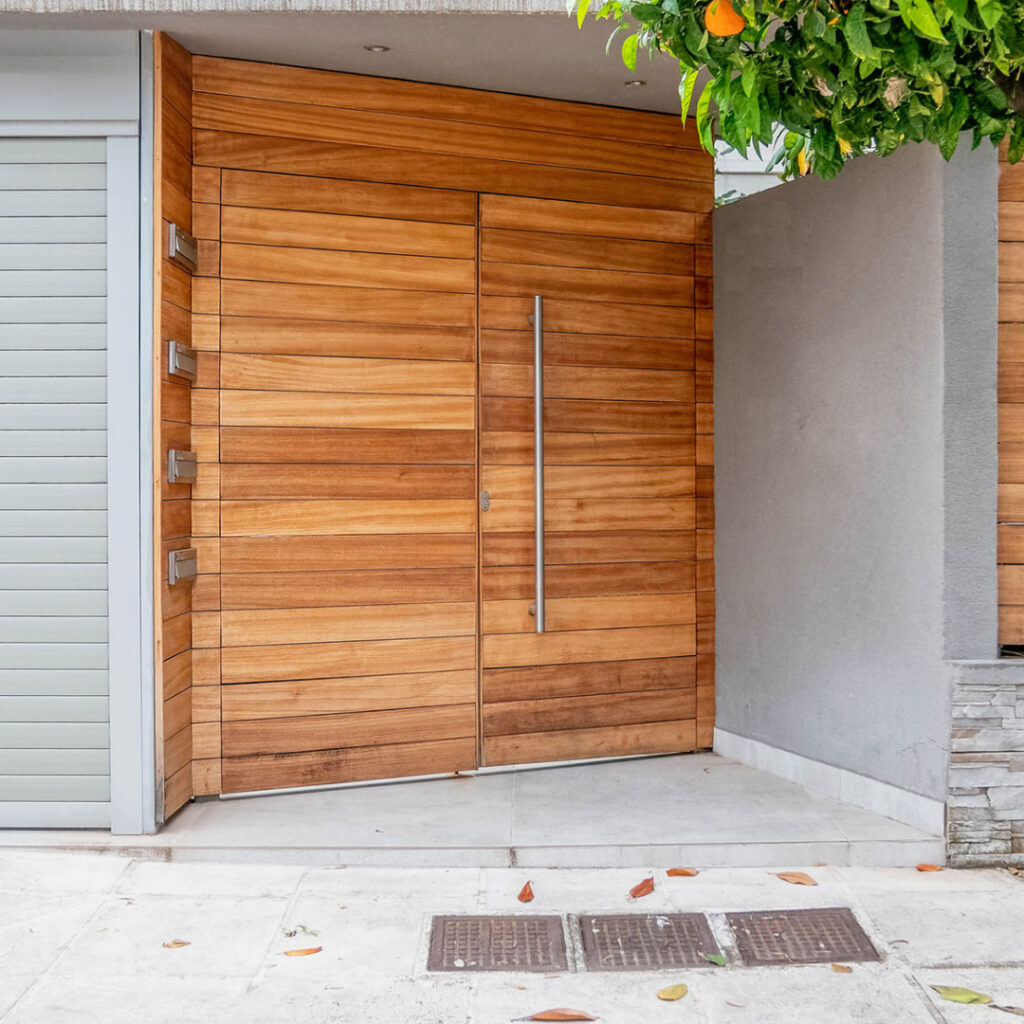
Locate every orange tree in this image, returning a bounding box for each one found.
[571,0,1024,177]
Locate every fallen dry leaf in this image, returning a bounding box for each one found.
[629,877,655,899]
[161,939,190,949]
[283,946,322,957]
[518,881,535,903]
[666,868,699,877]
[916,864,942,872]
[993,1007,1024,1017]
[525,1011,597,1021]
[831,963,853,974]
[931,986,993,1004]
[657,984,688,1001]
[776,872,817,886]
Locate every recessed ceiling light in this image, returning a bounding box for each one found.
[624,79,646,87]
[363,44,390,53]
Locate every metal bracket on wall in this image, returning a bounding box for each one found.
[167,222,198,274]
[167,449,198,485]
[167,339,197,383]
[168,547,198,586]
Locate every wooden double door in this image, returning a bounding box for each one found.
[211,169,704,793]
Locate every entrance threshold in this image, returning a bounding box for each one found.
[0,754,944,868]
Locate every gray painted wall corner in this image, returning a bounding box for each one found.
[713,144,964,804]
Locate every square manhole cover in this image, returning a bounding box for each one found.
[580,913,721,971]
[427,915,568,972]
[726,908,880,966]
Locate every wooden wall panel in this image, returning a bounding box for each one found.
[164,51,714,795]
[154,33,196,817]
[1000,147,1024,645]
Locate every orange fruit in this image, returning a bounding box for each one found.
[705,0,746,36]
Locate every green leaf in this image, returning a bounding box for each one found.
[930,987,994,1005]
[845,4,878,59]
[694,78,716,153]
[621,32,639,71]
[678,66,699,126]
[702,953,727,966]
[576,0,591,25]
[909,0,947,40]
[1009,120,1024,164]
[976,0,1004,28]
[741,60,757,96]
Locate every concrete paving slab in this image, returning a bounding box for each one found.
[0,754,944,868]
[854,888,1024,967]
[0,850,130,894]
[113,859,306,899]
[47,894,290,978]
[692,961,938,1024]
[0,892,104,978]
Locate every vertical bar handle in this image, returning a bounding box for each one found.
[532,295,545,633]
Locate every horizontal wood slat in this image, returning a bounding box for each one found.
[221,205,475,258]
[193,56,703,151]
[220,318,475,362]
[221,427,475,465]
[194,132,701,213]
[220,464,475,500]
[223,702,476,756]
[192,91,704,183]
[483,656,696,703]
[221,736,476,793]
[222,669,477,720]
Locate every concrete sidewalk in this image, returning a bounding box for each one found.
[1,851,1022,1023]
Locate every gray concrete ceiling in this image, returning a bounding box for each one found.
[0,12,687,113]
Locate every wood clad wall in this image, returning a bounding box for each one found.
[161,49,714,794]
[999,147,1024,643]
[154,35,195,818]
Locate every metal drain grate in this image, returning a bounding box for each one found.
[427,915,568,972]
[726,908,880,966]
[580,914,721,971]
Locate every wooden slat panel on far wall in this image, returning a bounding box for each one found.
[221,736,476,793]
[193,55,703,150]
[191,91,705,183]
[223,702,476,756]
[222,669,477,720]
[194,132,703,213]
[484,719,697,767]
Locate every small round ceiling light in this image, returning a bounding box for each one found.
[623,79,646,87]
[363,44,390,53]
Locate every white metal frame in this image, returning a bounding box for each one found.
[0,30,156,833]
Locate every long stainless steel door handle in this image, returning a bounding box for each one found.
[533,294,545,633]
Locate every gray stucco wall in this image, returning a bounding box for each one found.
[714,142,997,803]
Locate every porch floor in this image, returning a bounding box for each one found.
[0,753,944,867]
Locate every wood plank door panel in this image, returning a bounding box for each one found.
[478,194,701,766]
[216,170,480,793]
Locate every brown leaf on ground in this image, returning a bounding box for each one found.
[161,940,190,949]
[666,868,700,877]
[518,881,535,903]
[831,963,853,973]
[776,872,817,886]
[916,864,942,872]
[283,946,322,957]
[629,877,655,899]
[526,1010,597,1021]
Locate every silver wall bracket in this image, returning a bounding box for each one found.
[168,547,198,586]
[167,222,198,273]
[167,339,197,383]
[167,449,198,485]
